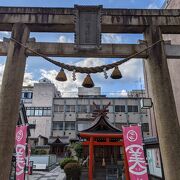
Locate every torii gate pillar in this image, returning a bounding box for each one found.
[0,23,29,179]
[144,26,180,180]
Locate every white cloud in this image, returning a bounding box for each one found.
[119,89,128,97]
[0,31,11,42]
[0,31,10,36]
[102,34,123,44]
[147,0,159,9]
[109,89,128,97]
[0,63,37,87]
[58,35,72,43]
[40,58,105,97]
[23,73,38,86]
[1,57,144,97]
[40,69,81,97]
[75,57,104,67]
[0,58,105,97]
[120,58,144,82]
[39,58,144,97]
[0,63,5,83]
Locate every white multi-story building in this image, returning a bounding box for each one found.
[52,87,149,141]
[21,78,60,146]
[21,80,150,147]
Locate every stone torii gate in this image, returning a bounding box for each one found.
[0,6,180,180]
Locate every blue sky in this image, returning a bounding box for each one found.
[0,0,165,97]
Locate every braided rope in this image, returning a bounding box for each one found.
[10,37,163,74]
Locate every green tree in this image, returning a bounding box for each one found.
[74,143,83,160]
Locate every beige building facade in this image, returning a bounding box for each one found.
[21,78,60,145]
[52,95,149,140]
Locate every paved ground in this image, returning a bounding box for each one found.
[26,166,66,180]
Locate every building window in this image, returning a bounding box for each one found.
[127,105,138,112]
[26,108,35,116]
[26,109,30,116]
[65,122,75,130]
[30,108,35,116]
[54,105,64,112]
[43,107,51,116]
[52,121,63,130]
[115,105,125,112]
[21,92,33,99]
[34,107,43,116]
[66,105,75,112]
[141,123,149,132]
[26,107,51,116]
[90,105,100,113]
[77,105,88,113]
[102,105,114,113]
[77,121,92,131]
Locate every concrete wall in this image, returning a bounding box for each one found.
[78,87,101,96]
[23,79,57,139]
[52,97,149,141]
[32,82,56,106]
[28,117,52,138]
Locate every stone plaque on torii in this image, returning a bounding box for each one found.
[74,5,102,50]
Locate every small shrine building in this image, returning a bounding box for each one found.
[79,107,130,180]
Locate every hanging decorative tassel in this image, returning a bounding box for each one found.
[102,158,106,167]
[55,68,67,81]
[103,67,108,79]
[72,69,76,81]
[110,66,122,79]
[102,146,106,167]
[82,74,94,88]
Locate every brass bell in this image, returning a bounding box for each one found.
[110,66,122,79]
[82,74,94,88]
[55,68,67,81]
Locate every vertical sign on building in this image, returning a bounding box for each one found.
[75,5,102,50]
[122,125,149,180]
[15,125,27,180]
